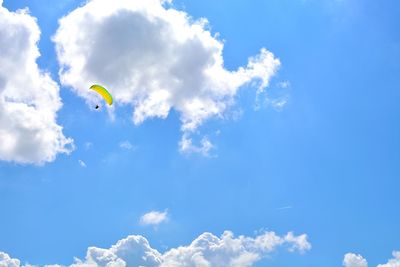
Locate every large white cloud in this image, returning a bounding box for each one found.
[0,3,73,164]
[0,230,310,267]
[160,231,310,267]
[343,253,368,267]
[70,235,162,267]
[53,0,280,153]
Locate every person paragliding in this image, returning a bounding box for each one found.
[90,84,113,109]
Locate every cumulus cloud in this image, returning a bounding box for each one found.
[161,231,310,267]
[344,251,400,267]
[0,230,310,267]
[140,210,168,226]
[377,251,400,267]
[53,0,280,153]
[0,3,73,164]
[0,252,20,267]
[69,235,162,267]
[343,253,368,267]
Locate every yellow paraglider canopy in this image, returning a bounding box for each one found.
[90,84,113,105]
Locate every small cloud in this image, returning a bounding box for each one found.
[140,210,168,226]
[276,206,293,211]
[179,135,214,156]
[343,253,368,267]
[285,232,311,253]
[119,141,134,150]
[277,81,291,89]
[84,142,93,150]
[265,97,288,111]
[78,160,87,167]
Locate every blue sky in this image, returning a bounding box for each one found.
[0,0,399,266]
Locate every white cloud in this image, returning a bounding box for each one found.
[344,251,400,267]
[276,205,293,210]
[78,159,86,167]
[179,134,214,156]
[0,3,73,164]
[84,142,93,150]
[0,252,20,267]
[119,141,134,150]
[377,251,400,267]
[277,81,290,89]
[69,235,162,267]
[53,0,280,154]
[140,210,168,226]
[265,97,288,111]
[343,253,368,267]
[161,230,310,267]
[0,230,310,267]
[284,231,311,252]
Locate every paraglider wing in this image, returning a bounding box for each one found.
[90,84,113,105]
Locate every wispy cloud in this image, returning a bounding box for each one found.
[276,206,293,211]
[78,160,86,168]
[84,142,93,150]
[179,135,214,156]
[119,141,134,150]
[266,97,288,111]
[277,81,291,89]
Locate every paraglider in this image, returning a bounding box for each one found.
[90,84,113,109]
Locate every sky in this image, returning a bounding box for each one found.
[0,0,399,266]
